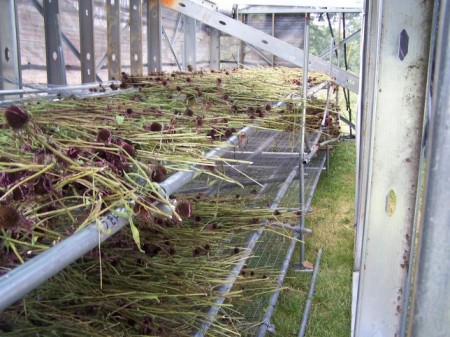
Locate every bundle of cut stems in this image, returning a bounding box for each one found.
[0,67,337,336]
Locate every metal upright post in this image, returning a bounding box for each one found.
[78,0,95,83]
[0,0,21,100]
[147,0,162,73]
[299,13,310,266]
[106,0,121,80]
[335,13,341,108]
[130,0,143,76]
[183,15,196,70]
[209,28,220,70]
[409,1,450,335]
[43,0,67,85]
[271,13,275,67]
[354,0,433,335]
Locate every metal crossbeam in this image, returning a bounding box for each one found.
[162,0,359,93]
[319,28,361,59]
[237,6,362,14]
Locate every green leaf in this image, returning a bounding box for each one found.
[115,115,125,125]
[31,236,39,246]
[129,218,144,253]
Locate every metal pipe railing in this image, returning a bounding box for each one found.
[257,151,326,337]
[0,82,102,97]
[299,12,311,266]
[298,248,323,337]
[0,126,255,312]
[303,136,340,165]
[302,84,333,165]
[194,164,301,337]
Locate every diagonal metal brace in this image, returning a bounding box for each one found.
[162,0,359,93]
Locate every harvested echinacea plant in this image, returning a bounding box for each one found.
[0,206,21,230]
[148,164,167,183]
[4,105,29,130]
[175,199,192,218]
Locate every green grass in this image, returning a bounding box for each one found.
[272,141,356,337]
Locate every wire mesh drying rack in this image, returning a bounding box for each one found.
[182,127,327,336]
[0,78,332,336]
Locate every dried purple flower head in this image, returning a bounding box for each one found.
[0,206,21,230]
[96,128,112,143]
[13,184,29,201]
[195,116,203,128]
[149,164,167,183]
[124,108,133,116]
[66,147,81,158]
[121,72,129,82]
[193,246,202,256]
[121,141,136,157]
[175,199,192,218]
[5,105,29,130]
[34,174,53,195]
[185,108,194,117]
[265,104,272,111]
[224,128,233,139]
[207,129,217,141]
[216,77,222,85]
[145,122,162,132]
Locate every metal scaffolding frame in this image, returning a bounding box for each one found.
[353,0,434,336]
[0,1,365,336]
[408,0,450,335]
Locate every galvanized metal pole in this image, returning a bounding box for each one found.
[43,0,67,85]
[298,248,323,337]
[106,0,121,80]
[0,0,21,100]
[257,153,326,337]
[183,15,196,70]
[354,0,433,335]
[147,0,162,73]
[130,0,143,76]
[209,28,220,71]
[409,1,450,335]
[271,13,275,67]
[299,13,310,265]
[78,0,96,83]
